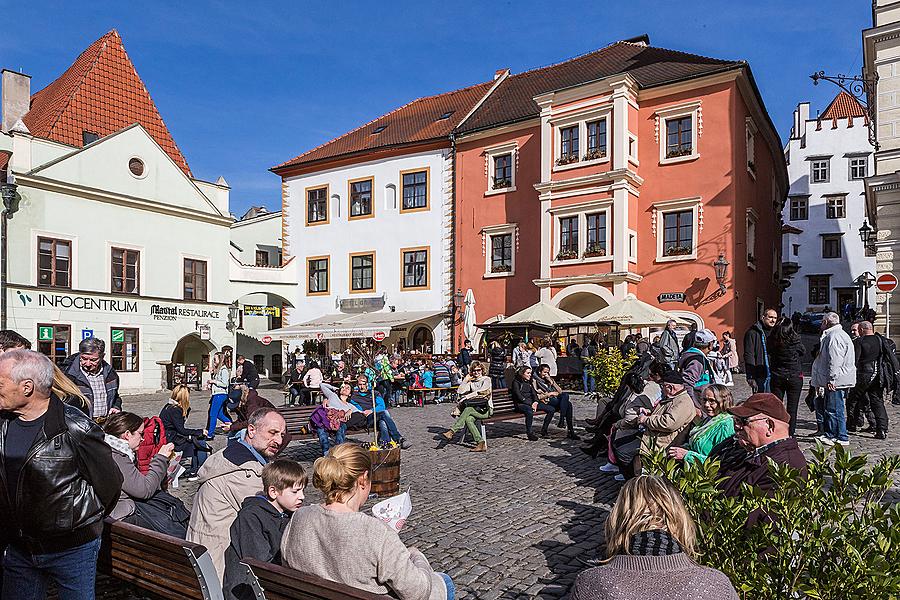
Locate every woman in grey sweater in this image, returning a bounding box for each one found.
[281,444,453,599]
[571,475,737,600]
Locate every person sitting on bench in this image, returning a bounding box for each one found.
[511,366,554,441]
[442,361,492,452]
[226,387,293,448]
[159,384,211,481]
[313,382,367,456]
[281,444,454,599]
[349,375,411,449]
[533,364,580,440]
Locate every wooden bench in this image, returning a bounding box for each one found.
[98,518,222,600]
[404,386,455,406]
[276,404,371,442]
[236,558,393,600]
[459,389,523,448]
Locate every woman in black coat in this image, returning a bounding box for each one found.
[159,384,211,480]
[488,341,508,389]
[511,366,557,441]
[767,317,805,436]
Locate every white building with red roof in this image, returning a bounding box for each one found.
[0,31,297,392]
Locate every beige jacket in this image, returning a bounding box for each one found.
[186,442,264,582]
[640,389,696,454]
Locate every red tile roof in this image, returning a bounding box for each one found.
[459,41,742,133]
[272,81,495,172]
[22,30,191,175]
[820,91,867,122]
[273,39,743,172]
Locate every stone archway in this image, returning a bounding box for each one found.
[551,284,615,317]
[170,333,217,389]
[410,326,434,354]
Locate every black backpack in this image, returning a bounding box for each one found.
[877,334,900,392]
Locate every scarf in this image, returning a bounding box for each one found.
[629,529,683,556]
[104,433,135,462]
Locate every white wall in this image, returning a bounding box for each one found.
[284,148,452,351]
[783,108,876,313]
[231,212,282,266]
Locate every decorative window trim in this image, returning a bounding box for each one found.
[655,100,701,165]
[848,156,868,180]
[746,209,758,270]
[550,205,613,266]
[789,195,809,221]
[304,184,330,226]
[481,223,518,278]
[399,246,430,291]
[551,108,612,172]
[628,133,639,166]
[348,251,376,294]
[485,143,518,195]
[745,117,757,180]
[652,197,700,262]
[399,168,430,214]
[128,156,147,180]
[306,255,330,296]
[810,158,830,184]
[347,176,375,221]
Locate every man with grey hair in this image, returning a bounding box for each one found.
[810,312,855,446]
[187,407,286,580]
[63,336,122,418]
[658,319,680,369]
[0,349,121,598]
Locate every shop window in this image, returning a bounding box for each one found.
[37,324,70,366]
[271,353,283,376]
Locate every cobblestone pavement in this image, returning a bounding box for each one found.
[97,379,900,599]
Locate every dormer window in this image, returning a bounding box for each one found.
[438,111,454,120]
[82,131,100,145]
[372,125,388,135]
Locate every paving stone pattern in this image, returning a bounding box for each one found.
[96,380,900,599]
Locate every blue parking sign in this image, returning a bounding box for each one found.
[82,329,94,340]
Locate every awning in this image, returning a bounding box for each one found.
[477,301,581,329]
[261,310,445,341]
[578,294,691,327]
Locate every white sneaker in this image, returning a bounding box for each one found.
[599,463,620,473]
[614,474,625,481]
[815,435,835,446]
[834,439,850,447]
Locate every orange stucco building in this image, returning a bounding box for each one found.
[453,36,788,346]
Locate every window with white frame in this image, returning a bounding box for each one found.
[482,224,517,276]
[485,144,517,193]
[558,216,579,259]
[656,101,700,164]
[789,196,809,220]
[811,159,830,183]
[849,156,868,180]
[558,125,579,165]
[493,154,512,189]
[654,199,699,261]
[746,212,758,267]
[825,195,846,219]
[746,119,757,176]
[585,212,607,257]
[585,119,607,160]
[551,206,612,263]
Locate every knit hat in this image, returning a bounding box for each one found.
[728,393,791,423]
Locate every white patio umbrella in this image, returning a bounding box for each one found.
[463,289,477,341]
[580,294,690,327]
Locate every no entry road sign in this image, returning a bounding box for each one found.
[877,273,898,293]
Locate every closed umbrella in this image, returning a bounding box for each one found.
[463,289,477,341]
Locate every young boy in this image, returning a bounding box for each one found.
[223,459,307,600]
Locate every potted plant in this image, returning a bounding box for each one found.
[665,147,693,159]
[665,245,692,257]
[583,243,607,258]
[555,249,578,261]
[584,148,607,161]
[555,153,579,166]
[492,177,512,189]
[491,264,512,273]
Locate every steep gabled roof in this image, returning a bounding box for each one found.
[272,80,494,172]
[820,91,867,122]
[458,40,743,134]
[22,30,191,175]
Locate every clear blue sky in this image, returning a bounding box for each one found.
[2,0,870,216]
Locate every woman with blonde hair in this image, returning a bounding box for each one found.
[159,384,210,481]
[571,475,737,599]
[206,351,232,437]
[442,360,493,452]
[281,444,454,599]
[667,384,736,465]
[52,364,90,414]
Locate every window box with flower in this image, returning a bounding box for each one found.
[555,154,579,167]
[583,243,607,258]
[490,264,512,274]
[555,249,579,261]
[665,147,693,159]
[664,245,692,257]
[584,148,607,161]
[492,177,512,190]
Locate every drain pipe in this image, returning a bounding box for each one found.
[448,132,458,355]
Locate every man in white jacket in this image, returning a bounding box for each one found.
[810,312,855,446]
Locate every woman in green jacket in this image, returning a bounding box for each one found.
[668,384,735,465]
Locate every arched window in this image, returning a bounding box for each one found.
[411,326,433,353]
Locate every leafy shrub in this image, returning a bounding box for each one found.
[644,445,900,599]
[586,347,637,397]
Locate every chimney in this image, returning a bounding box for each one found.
[797,102,809,146]
[2,69,31,133]
[494,69,509,81]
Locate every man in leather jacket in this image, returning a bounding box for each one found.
[0,350,122,599]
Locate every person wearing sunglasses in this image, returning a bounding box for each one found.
[667,384,735,465]
[442,361,493,452]
[719,393,807,497]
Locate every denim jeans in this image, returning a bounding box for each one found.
[3,537,101,600]
[438,572,455,600]
[368,411,402,445]
[206,393,232,436]
[582,371,596,393]
[823,388,849,442]
[316,423,347,456]
[491,376,506,389]
[288,386,302,405]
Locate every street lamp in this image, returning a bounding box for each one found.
[859,220,873,245]
[1,176,22,330]
[713,254,730,292]
[855,271,876,311]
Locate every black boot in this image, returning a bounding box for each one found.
[527,431,539,441]
[875,430,887,440]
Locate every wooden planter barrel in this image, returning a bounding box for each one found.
[369,447,401,497]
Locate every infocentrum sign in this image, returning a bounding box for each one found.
[18,291,138,313]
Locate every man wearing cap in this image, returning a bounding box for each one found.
[633,370,695,478]
[720,393,807,497]
[677,328,716,407]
